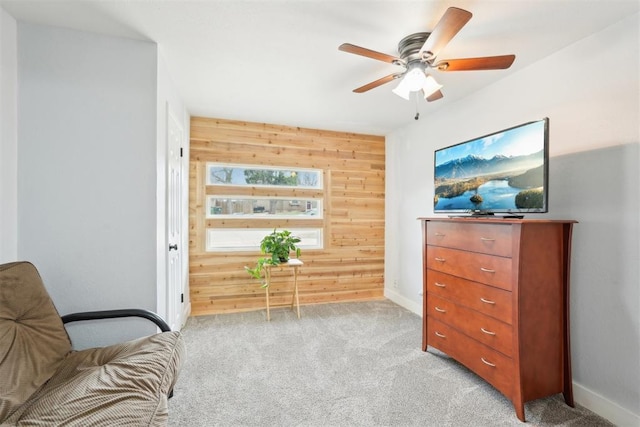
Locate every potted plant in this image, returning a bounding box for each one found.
[260,228,301,263]
[245,229,301,287]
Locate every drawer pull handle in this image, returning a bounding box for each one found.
[480,297,496,305]
[435,331,446,338]
[481,327,496,336]
[480,237,496,241]
[435,257,446,262]
[434,306,447,313]
[481,357,496,367]
[434,282,446,288]
[480,267,496,273]
[434,232,446,237]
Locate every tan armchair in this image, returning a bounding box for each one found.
[0,261,185,426]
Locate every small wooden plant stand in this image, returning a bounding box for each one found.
[264,259,303,321]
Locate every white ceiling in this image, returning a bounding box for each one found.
[2,0,638,135]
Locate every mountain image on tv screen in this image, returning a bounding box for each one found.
[434,119,547,213]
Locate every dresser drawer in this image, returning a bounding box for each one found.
[426,221,512,257]
[427,295,513,356]
[427,318,514,398]
[426,270,512,324]
[426,246,513,290]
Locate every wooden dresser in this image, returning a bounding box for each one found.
[419,217,576,422]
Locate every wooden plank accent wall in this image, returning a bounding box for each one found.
[189,117,385,316]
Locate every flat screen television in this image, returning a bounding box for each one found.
[434,118,549,217]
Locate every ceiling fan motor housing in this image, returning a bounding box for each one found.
[398,32,431,62]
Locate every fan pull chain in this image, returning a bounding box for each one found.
[414,92,420,120]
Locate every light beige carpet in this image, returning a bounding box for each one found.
[168,300,612,426]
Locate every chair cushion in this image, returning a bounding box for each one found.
[3,330,185,426]
[0,262,72,422]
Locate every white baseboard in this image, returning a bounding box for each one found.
[384,287,422,316]
[573,381,640,426]
[385,289,640,426]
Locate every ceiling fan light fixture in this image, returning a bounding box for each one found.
[391,77,412,100]
[404,67,428,91]
[392,63,429,100]
[422,75,443,98]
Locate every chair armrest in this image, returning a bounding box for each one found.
[61,309,171,332]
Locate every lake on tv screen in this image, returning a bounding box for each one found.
[435,180,521,210]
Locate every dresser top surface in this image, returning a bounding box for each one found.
[418,217,577,225]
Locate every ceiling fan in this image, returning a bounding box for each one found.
[338,7,515,102]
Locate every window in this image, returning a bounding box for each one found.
[206,228,323,252]
[205,163,324,252]
[207,163,322,189]
[206,196,322,219]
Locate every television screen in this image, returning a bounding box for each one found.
[434,118,549,216]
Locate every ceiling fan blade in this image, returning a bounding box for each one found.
[426,90,444,102]
[353,73,403,93]
[435,55,516,71]
[339,43,402,65]
[420,7,472,60]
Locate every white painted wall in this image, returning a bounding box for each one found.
[0,8,17,263]
[4,19,190,347]
[385,13,639,425]
[17,23,159,348]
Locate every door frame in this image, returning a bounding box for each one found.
[162,102,190,331]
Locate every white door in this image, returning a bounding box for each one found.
[167,109,184,331]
